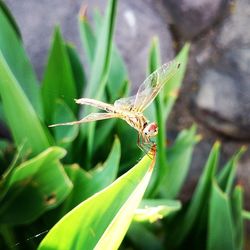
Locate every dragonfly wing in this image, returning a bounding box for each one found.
[134,60,180,112]
[49,112,116,127]
[114,94,137,111]
[75,98,115,112]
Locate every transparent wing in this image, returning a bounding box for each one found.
[134,60,180,112]
[114,60,180,112]
[75,98,115,112]
[49,112,117,127]
[113,94,137,112]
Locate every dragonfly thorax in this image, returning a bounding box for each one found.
[143,122,158,137]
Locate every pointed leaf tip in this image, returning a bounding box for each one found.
[79,4,88,21]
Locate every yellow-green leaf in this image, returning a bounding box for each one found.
[38,146,156,250]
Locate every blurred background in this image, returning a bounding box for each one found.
[3,0,250,245]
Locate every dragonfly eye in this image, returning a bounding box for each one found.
[143,123,158,137]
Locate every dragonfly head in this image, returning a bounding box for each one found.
[143,122,158,137]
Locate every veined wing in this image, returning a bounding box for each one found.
[49,112,117,127]
[75,98,115,112]
[114,60,180,112]
[134,60,180,112]
[114,94,137,112]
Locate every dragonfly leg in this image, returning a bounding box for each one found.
[137,133,147,154]
[138,134,156,157]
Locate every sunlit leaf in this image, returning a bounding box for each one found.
[134,199,181,223]
[38,146,156,250]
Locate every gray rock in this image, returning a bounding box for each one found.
[5,0,174,88]
[193,66,250,139]
[217,0,250,48]
[193,0,250,139]
[163,0,230,39]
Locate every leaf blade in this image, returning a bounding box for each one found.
[0,51,51,155]
[38,147,156,250]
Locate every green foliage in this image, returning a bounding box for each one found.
[0,147,72,224]
[0,0,248,250]
[39,151,154,250]
[42,27,78,123]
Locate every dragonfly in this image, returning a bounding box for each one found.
[49,60,181,151]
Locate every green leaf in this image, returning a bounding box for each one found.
[0,6,42,117]
[66,43,85,99]
[0,102,6,123]
[42,27,77,123]
[0,51,51,155]
[166,142,220,247]
[146,40,190,196]
[148,37,161,74]
[80,0,118,160]
[147,37,165,197]
[78,7,96,65]
[127,222,164,250]
[83,0,117,99]
[242,210,250,220]
[59,137,121,214]
[217,146,246,194]
[38,146,156,250]
[164,43,190,121]
[159,125,198,198]
[106,49,128,103]
[0,147,72,224]
[207,180,235,250]
[93,119,116,152]
[133,199,181,223]
[92,9,128,103]
[0,0,21,39]
[231,186,244,250]
[52,100,79,147]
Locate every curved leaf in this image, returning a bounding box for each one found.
[0,0,21,39]
[59,137,121,214]
[0,51,51,155]
[38,146,156,250]
[0,147,72,224]
[0,6,42,116]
